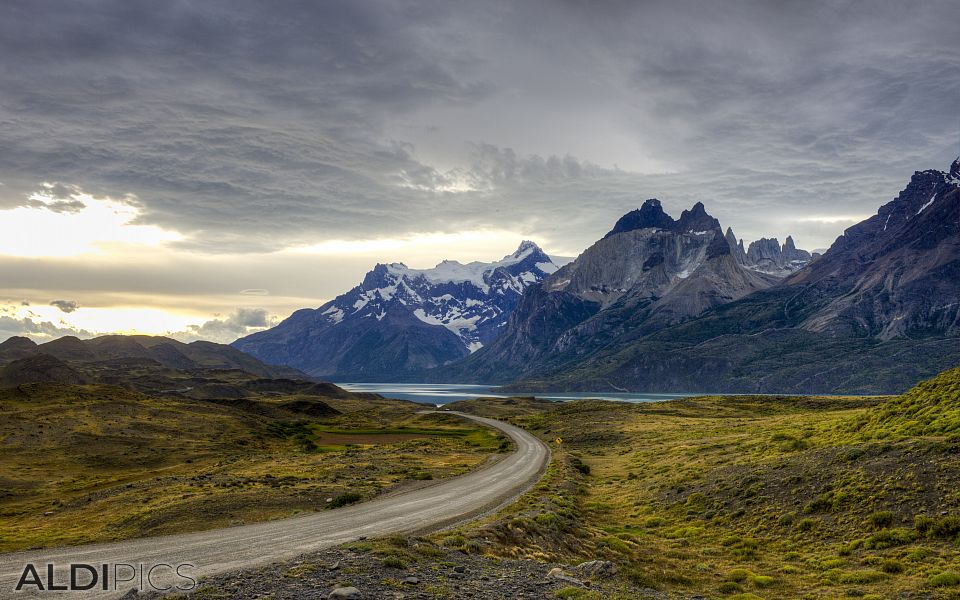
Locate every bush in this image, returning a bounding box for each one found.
[749,575,775,587]
[643,516,667,528]
[328,491,362,508]
[868,511,894,529]
[880,559,904,574]
[777,513,795,526]
[929,572,960,587]
[381,556,406,569]
[728,568,754,582]
[863,528,915,549]
[796,518,819,532]
[718,582,743,593]
[915,515,935,535]
[414,544,443,557]
[838,570,887,584]
[570,456,591,475]
[441,534,466,548]
[931,516,960,539]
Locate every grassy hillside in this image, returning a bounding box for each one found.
[443,378,960,598]
[851,366,960,438]
[0,383,506,552]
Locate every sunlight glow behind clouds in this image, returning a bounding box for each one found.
[0,185,181,258]
[287,230,551,269]
[1,302,276,344]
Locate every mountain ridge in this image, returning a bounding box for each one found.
[233,241,560,380]
[433,199,791,385]
[494,158,960,394]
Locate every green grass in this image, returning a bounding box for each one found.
[0,383,505,552]
[850,366,960,438]
[450,366,960,597]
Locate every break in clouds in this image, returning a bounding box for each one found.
[0,302,276,345]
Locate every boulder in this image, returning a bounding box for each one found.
[574,560,618,578]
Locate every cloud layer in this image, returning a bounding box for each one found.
[2,0,958,252]
[0,0,958,342]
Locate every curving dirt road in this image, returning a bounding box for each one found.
[0,412,549,599]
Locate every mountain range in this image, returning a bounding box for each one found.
[41,157,953,397]
[457,157,960,394]
[233,242,560,380]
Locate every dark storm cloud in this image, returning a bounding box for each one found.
[49,299,80,313]
[0,0,957,253]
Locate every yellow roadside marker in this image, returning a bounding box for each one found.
[555,437,563,445]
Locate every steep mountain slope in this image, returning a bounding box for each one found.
[504,158,960,394]
[441,200,781,383]
[233,242,559,379]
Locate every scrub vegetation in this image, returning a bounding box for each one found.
[0,383,507,552]
[445,367,960,598]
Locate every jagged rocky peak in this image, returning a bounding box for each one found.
[830,157,960,253]
[604,199,726,239]
[676,202,721,233]
[726,227,748,263]
[782,235,811,262]
[747,237,782,261]
[743,235,812,276]
[604,199,675,238]
[514,239,543,256]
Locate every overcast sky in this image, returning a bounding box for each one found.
[1,0,958,342]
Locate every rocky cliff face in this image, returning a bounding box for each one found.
[734,234,814,276]
[441,200,778,383]
[786,158,960,339]
[233,242,559,379]
[495,158,960,394]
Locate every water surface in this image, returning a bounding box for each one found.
[337,382,693,406]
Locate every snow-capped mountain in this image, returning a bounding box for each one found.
[233,241,559,379]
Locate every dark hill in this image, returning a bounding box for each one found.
[0,354,87,387]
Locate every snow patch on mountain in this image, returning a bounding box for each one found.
[313,241,558,352]
[917,193,938,215]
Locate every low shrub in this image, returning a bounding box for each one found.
[569,456,591,475]
[749,574,775,587]
[929,572,960,587]
[328,491,362,508]
[880,559,904,574]
[381,556,406,569]
[867,511,894,529]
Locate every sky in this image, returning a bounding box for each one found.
[1,0,958,343]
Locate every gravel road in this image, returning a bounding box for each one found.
[0,412,550,599]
